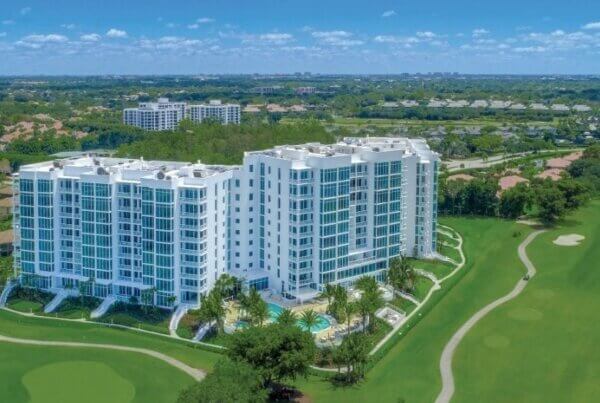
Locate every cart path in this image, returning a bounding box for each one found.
[435,229,545,403]
[0,333,206,381]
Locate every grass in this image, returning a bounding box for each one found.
[97,302,171,334]
[295,216,533,402]
[438,242,462,263]
[413,258,455,279]
[0,342,194,403]
[176,312,199,339]
[6,287,54,314]
[0,309,222,372]
[389,297,417,315]
[413,277,435,301]
[43,296,101,320]
[452,200,600,403]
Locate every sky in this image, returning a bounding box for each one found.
[1,0,599,75]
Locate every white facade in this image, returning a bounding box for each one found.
[14,137,438,308]
[186,100,241,125]
[123,98,240,131]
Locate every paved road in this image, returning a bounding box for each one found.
[435,229,545,403]
[0,333,206,381]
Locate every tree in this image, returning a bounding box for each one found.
[319,283,336,313]
[333,332,371,383]
[246,288,269,326]
[329,284,348,323]
[499,183,533,219]
[276,308,297,326]
[556,178,589,210]
[198,289,227,334]
[299,309,319,333]
[177,359,267,403]
[228,323,317,389]
[536,185,566,223]
[342,301,357,336]
[214,274,238,299]
[355,276,384,333]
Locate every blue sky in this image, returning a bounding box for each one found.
[1,0,599,75]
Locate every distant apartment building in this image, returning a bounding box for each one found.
[123,98,240,131]
[123,98,186,131]
[250,86,283,95]
[295,87,317,95]
[186,100,241,125]
[13,137,439,308]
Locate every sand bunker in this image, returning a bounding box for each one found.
[553,234,585,246]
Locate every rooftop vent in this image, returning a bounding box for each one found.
[157,171,165,179]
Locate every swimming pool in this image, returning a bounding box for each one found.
[268,303,331,333]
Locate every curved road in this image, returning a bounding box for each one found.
[435,229,545,403]
[0,333,206,381]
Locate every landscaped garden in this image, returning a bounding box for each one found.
[97,302,172,334]
[6,287,54,314]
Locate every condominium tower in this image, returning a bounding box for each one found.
[13,137,438,308]
[123,98,240,131]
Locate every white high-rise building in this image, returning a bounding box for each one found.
[186,100,241,125]
[13,137,438,308]
[123,98,240,131]
[123,98,186,131]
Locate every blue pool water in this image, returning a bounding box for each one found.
[235,303,331,333]
[269,303,331,333]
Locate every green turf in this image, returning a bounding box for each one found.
[389,297,417,315]
[0,309,221,372]
[0,343,193,403]
[452,200,600,403]
[412,259,455,279]
[295,217,533,402]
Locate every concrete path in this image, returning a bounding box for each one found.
[435,229,545,403]
[90,296,116,319]
[169,304,190,337]
[0,333,206,381]
[0,281,16,307]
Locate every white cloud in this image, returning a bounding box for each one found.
[312,30,364,46]
[21,34,68,43]
[80,33,101,42]
[187,24,199,29]
[197,17,214,24]
[166,23,177,28]
[382,10,396,18]
[61,24,75,30]
[106,28,127,38]
[582,21,600,30]
[0,32,6,38]
[20,7,32,15]
[374,35,418,45]
[2,20,15,25]
[258,33,293,44]
[472,28,490,37]
[514,46,547,53]
[416,31,436,39]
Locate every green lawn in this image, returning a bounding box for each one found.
[452,200,600,403]
[0,309,221,372]
[389,297,417,315]
[97,303,172,334]
[295,216,533,402]
[0,342,194,403]
[413,259,455,279]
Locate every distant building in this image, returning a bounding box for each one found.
[572,104,591,112]
[250,86,283,95]
[509,103,526,110]
[530,103,548,110]
[551,104,570,112]
[295,87,317,95]
[186,100,241,125]
[123,98,186,131]
[123,98,240,130]
[400,100,419,107]
[470,100,488,108]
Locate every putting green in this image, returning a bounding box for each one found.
[23,361,135,403]
[0,343,195,403]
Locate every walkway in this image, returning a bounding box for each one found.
[435,229,545,403]
[0,333,206,381]
[0,281,16,307]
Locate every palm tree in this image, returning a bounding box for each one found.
[355,295,371,332]
[249,298,269,326]
[319,283,336,314]
[276,308,297,326]
[343,301,357,336]
[330,284,348,322]
[214,274,237,299]
[299,309,319,333]
[198,289,227,334]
